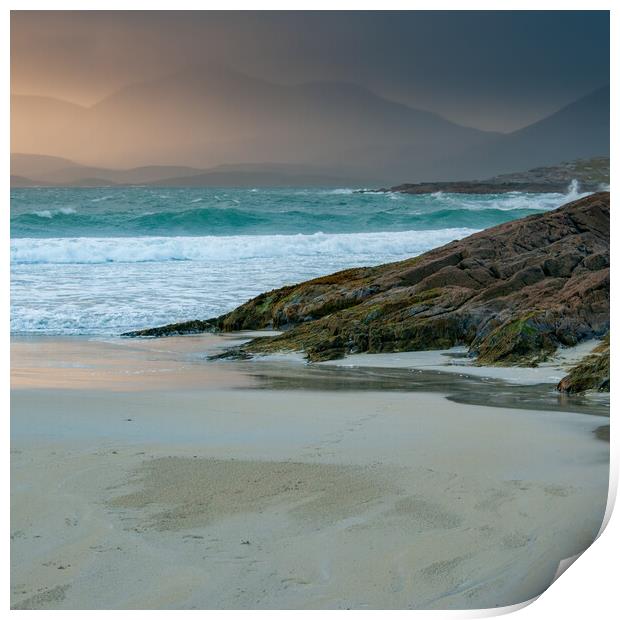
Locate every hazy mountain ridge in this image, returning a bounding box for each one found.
[12,154,609,192]
[434,85,610,179]
[12,65,497,180]
[11,67,609,183]
[10,155,370,188]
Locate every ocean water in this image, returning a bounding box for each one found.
[11,185,587,335]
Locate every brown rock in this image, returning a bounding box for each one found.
[557,336,610,393]
[128,192,610,367]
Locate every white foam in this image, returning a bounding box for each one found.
[325,188,355,195]
[11,228,477,265]
[446,186,591,212]
[32,207,76,218]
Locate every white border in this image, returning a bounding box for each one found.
[3,2,615,618]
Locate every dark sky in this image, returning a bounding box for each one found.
[11,10,609,132]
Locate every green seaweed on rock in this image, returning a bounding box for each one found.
[557,335,610,393]
[474,314,557,366]
[124,193,610,369]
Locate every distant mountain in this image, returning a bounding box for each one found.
[147,165,369,188]
[10,175,43,188]
[11,153,81,179]
[39,165,206,185]
[69,178,119,187]
[11,153,209,185]
[436,86,610,180]
[11,65,498,183]
[10,69,609,183]
[10,154,369,188]
[101,166,207,185]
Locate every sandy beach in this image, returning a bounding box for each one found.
[10,334,609,609]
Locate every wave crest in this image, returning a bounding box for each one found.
[11,229,478,265]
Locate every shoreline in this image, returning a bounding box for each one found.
[10,333,610,415]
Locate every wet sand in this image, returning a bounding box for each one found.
[11,335,610,609]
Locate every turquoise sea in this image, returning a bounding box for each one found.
[10,185,587,335]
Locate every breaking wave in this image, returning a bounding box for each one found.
[11,228,477,265]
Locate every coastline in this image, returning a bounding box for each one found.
[11,334,610,609]
[130,193,609,378]
[368,157,609,195]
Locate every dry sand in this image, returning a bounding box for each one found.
[11,336,610,609]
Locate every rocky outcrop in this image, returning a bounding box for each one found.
[490,157,609,187]
[123,319,217,338]
[124,192,610,367]
[557,336,610,393]
[372,157,609,195]
[377,181,582,195]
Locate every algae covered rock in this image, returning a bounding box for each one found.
[122,319,217,338]
[557,336,610,393]
[127,192,610,367]
[474,314,558,366]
